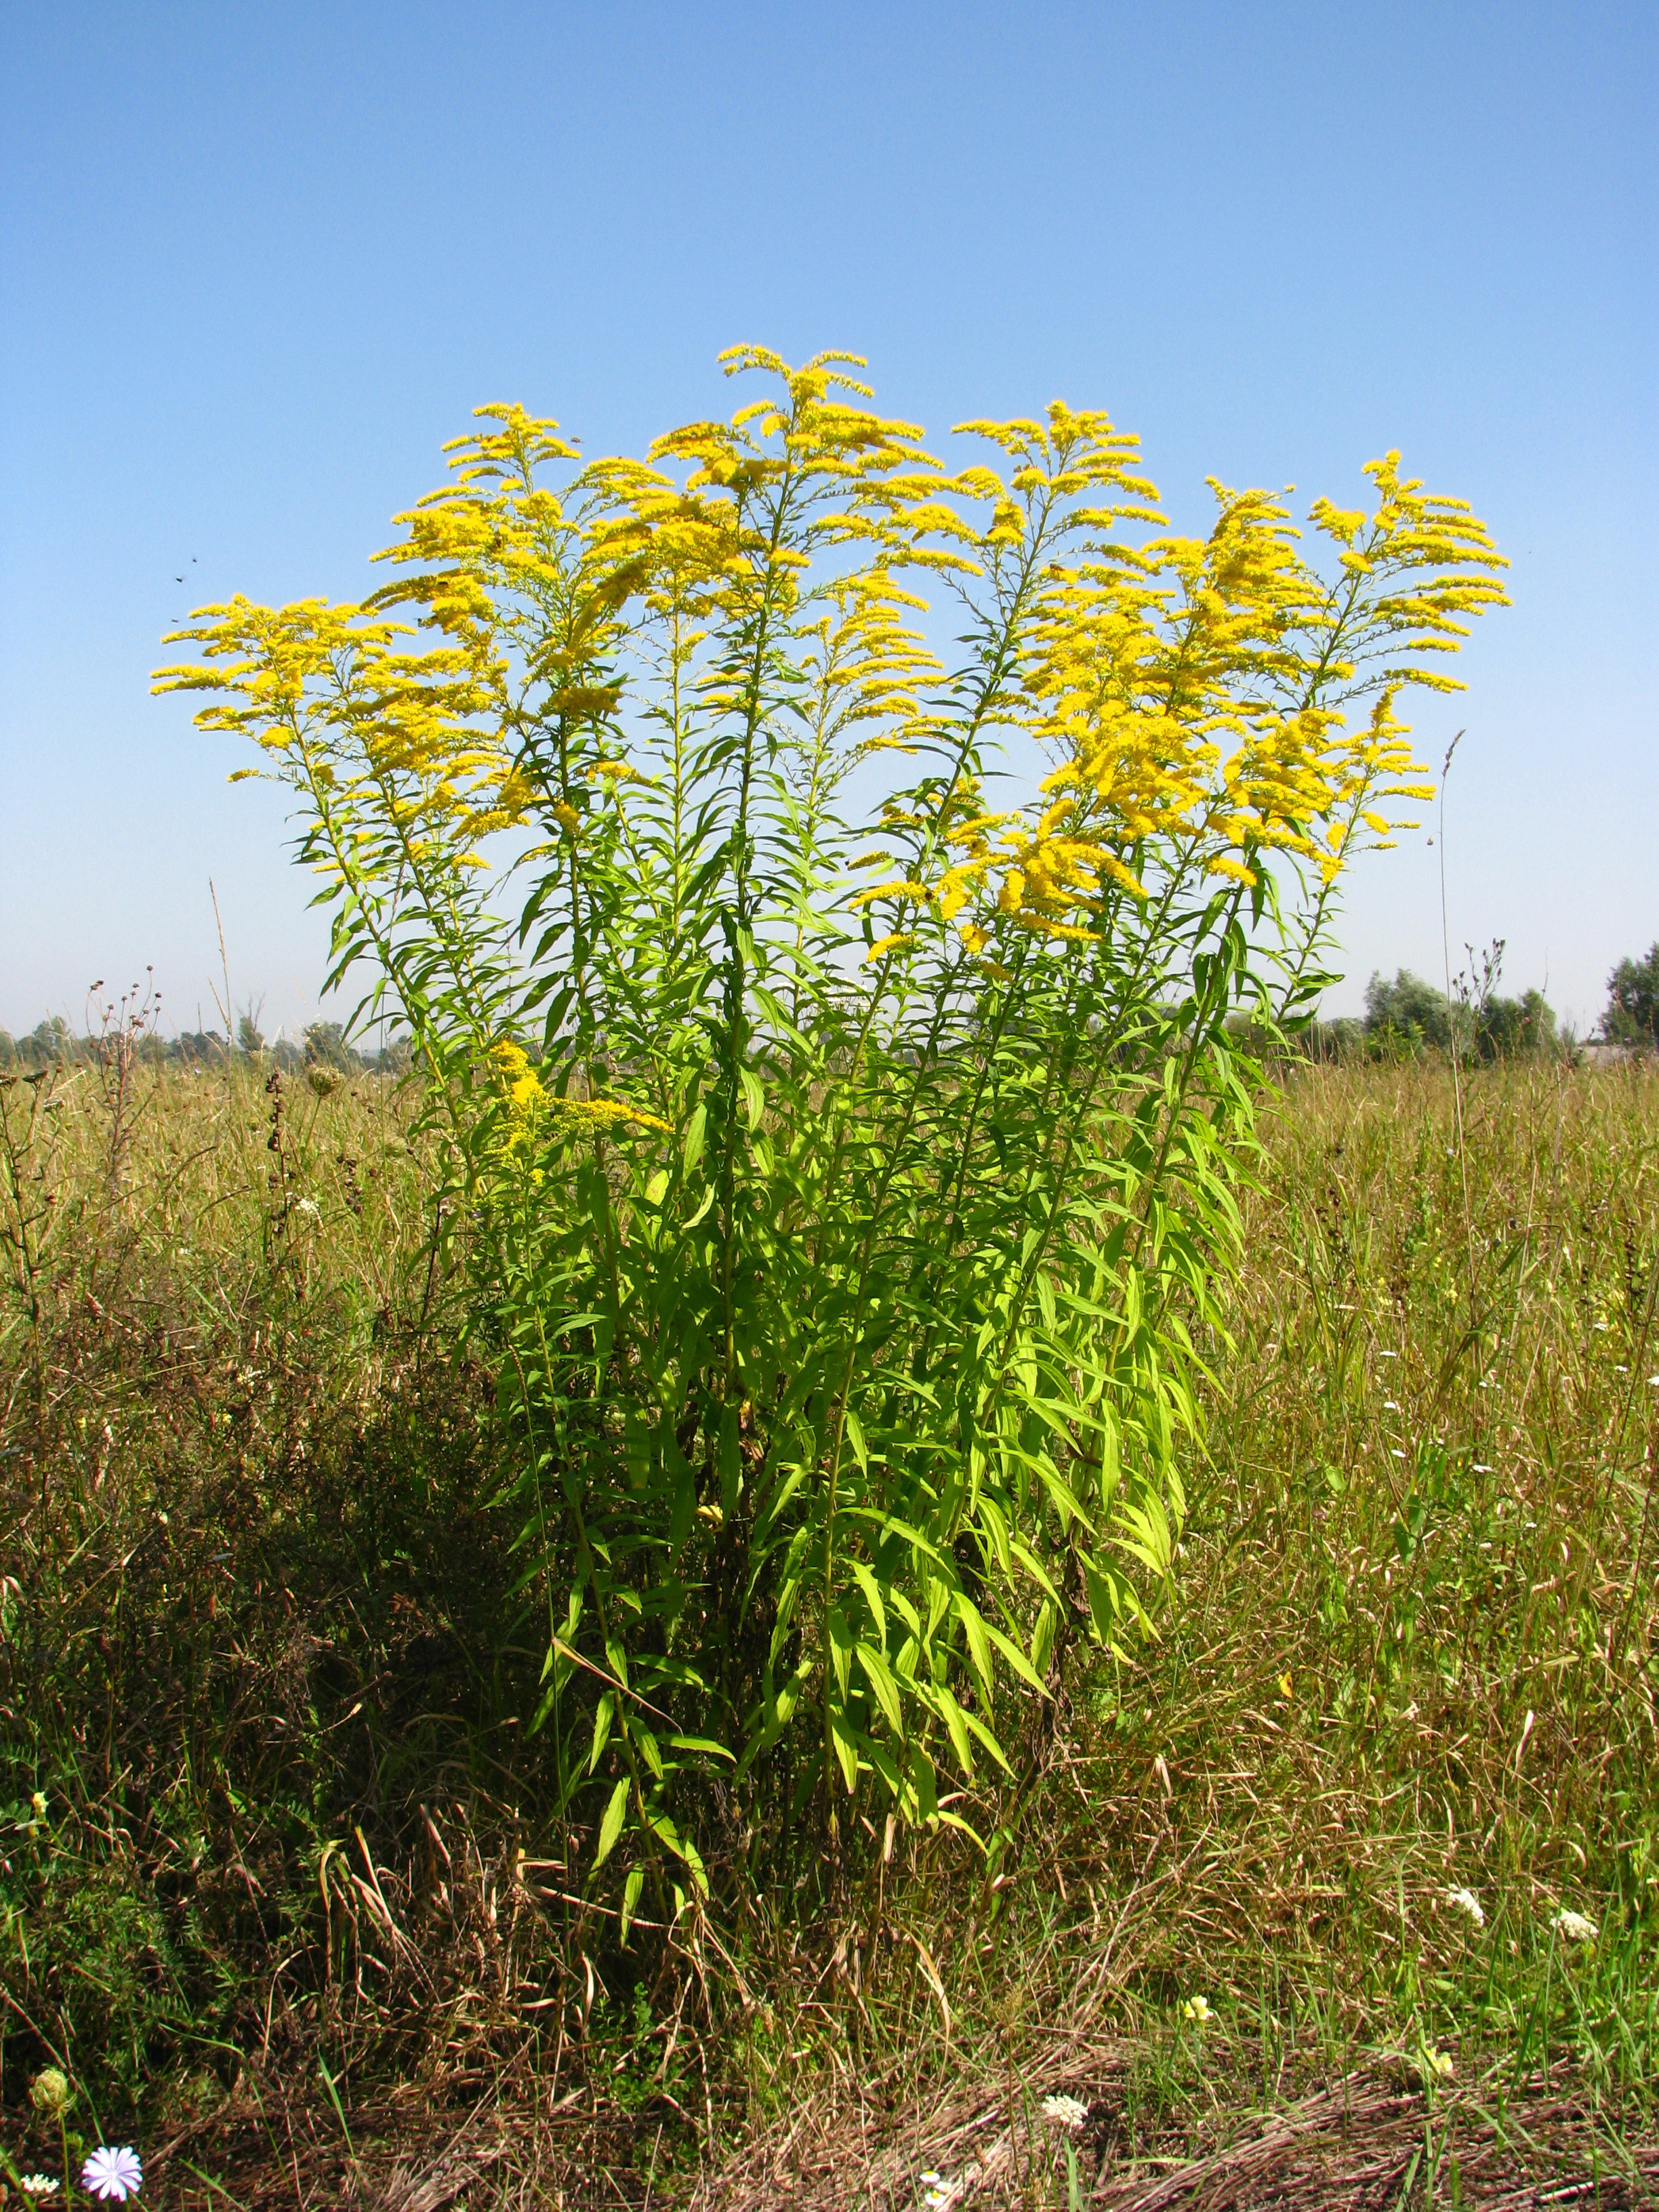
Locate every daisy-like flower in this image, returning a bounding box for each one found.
[1445,1885,1486,1928]
[918,2171,953,2211]
[81,2146,142,2202]
[1040,2092,1090,2130]
[1553,1909,1598,1943]
[20,2179,61,2200]
[1182,1994,1211,2023]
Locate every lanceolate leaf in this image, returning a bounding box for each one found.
[593,1778,630,1872]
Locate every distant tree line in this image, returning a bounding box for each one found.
[1603,943,1659,1050]
[0,1015,412,1076]
[1296,939,1659,1063]
[5,946,1656,1077]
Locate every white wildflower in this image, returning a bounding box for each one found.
[1445,1886,1485,1928]
[1553,1909,1597,1943]
[1040,2092,1090,2130]
[81,2147,143,2202]
[918,2171,954,2211]
[293,1197,321,1221]
[1182,1994,1211,2023]
[21,2180,61,2201]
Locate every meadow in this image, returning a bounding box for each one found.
[3,1048,1655,2208]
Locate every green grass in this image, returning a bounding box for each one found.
[2,1054,1656,2206]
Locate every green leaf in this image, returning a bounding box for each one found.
[588,1690,615,1774]
[854,1640,905,1736]
[955,1592,994,1698]
[933,1684,975,1779]
[827,1604,853,1697]
[651,1815,710,1896]
[827,1700,861,1793]
[849,1560,887,1647]
[667,1735,735,1761]
[593,1777,630,1871]
[682,1103,708,1175]
[632,1721,664,1780]
[978,1601,1050,1695]
[620,1864,646,1944]
[1115,1490,1174,1580]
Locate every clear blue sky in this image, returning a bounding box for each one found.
[2,0,1653,1041]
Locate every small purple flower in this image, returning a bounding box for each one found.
[81,2146,142,2202]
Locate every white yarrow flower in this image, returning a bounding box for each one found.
[1040,2092,1090,2130]
[1553,1909,1598,1942]
[81,2147,142,2202]
[21,2179,61,2201]
[1446,1885,1485,1927]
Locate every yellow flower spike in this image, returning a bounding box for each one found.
[552,1097,673,1135]
[937,864,984,922]
[1008,916,1099,943]
[848,880,932,909]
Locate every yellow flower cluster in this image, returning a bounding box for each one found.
[157,350,1506,985]
[489,1042,670,1142]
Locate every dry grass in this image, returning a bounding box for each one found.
[3,1056,1656,2207]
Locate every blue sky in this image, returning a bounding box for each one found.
[2,0,1653,1040]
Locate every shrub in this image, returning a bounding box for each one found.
[1475,985,1557,1061]
[157,348,1506,1908]
[1605,943,1659,1049]
[1364,968,1454,1053]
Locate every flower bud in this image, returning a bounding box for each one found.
[30,2067,71,2115]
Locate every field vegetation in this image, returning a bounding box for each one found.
[3,1050,1656,2207]
[5,351,1653,2208]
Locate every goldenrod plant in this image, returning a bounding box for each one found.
[157,349,1506,1919]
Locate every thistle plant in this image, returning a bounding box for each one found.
[157,348,1505,1911]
